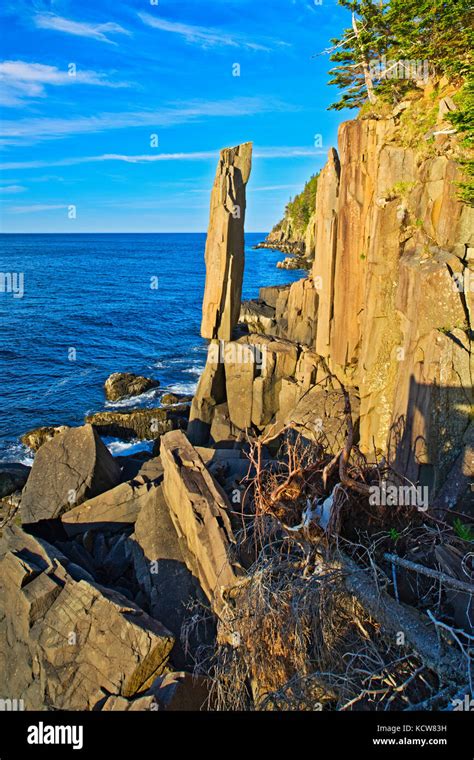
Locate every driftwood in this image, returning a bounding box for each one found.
[338,552,468,685]
[384,553,474,596]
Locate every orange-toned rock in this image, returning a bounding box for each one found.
[201,142,252,341]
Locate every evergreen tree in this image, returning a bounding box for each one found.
[327,0,472,110]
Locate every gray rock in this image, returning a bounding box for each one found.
[0,462,30,499]
[201,142,252,341]
[60,477,161,537]
[104,372,159,402]
[86,407,182,440]
[20,424,121,525]
[0,526,175,710]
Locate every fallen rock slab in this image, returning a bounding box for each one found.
[104,372,159,402]
[60,476,159,537]
[0,526,174,710]
[20,424,122,525]
[130,481,208,668]
[100,672,210,711]
[86,407,184,440]
[160,430,242,616]
[240,300,277,335]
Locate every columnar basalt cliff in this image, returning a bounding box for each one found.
[191,93,473,504]
[1,127,472,712]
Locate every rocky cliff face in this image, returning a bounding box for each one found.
[310,91,473,497]
[191,89,473,505]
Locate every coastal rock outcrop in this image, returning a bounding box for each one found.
[201,142,252,341]
[21,424,122,524]
[86,407,186,440]
[104,372,160,401]
[255,173,319,265]
[21,425,70,452]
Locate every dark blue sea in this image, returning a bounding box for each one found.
[0,233,303,463]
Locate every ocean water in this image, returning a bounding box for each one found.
[0,233,303,463]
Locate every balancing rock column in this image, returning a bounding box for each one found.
[200,142,253,341]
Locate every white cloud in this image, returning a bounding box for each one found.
[34,14,131,45]
[249,184,301,192]
[0,96,287,141]
[0,184,26,193]
[0,146,325,171]
[0,60,128,107]
[8,204,68,213]
[138,12,288,51]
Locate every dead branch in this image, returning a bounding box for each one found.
[384,553,474,596]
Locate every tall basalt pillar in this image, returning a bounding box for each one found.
[201,142,253,341]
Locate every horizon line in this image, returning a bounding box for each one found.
[0,230,269,235]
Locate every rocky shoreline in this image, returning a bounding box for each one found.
[253,240,311,270]
[1,107,472,711]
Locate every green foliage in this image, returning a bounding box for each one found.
[281,173,319,234]
[326,0,473,205]
[328,0,473,111]
[385,180,416,199]
[328,0,389,111]
[389,527,401,541]
[453,518,474,542]
[449,74,474,205]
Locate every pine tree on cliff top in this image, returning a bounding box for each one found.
[326,0,473,203]
[327,0,389,111]
[327,0,473,110]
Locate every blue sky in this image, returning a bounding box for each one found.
[0,0,353,232]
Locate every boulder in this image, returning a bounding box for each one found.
[160,430,241,616]
[239,300,277,335]
[104,372,159,402]
[21,425,69,452]
[279,385,360,455]
[160,392,192,406]
[201,142,252,341]
[259,284,291,309]
[20,424,122,525]
[210,402,239,443]
[224,343,257,431]
[187,348,226,445]
[60,476,160,537]
[86,407,184,440]
[130,482,207,668]
[0,526,175,710]
[100,672,210,711]
[0,463,30,499]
